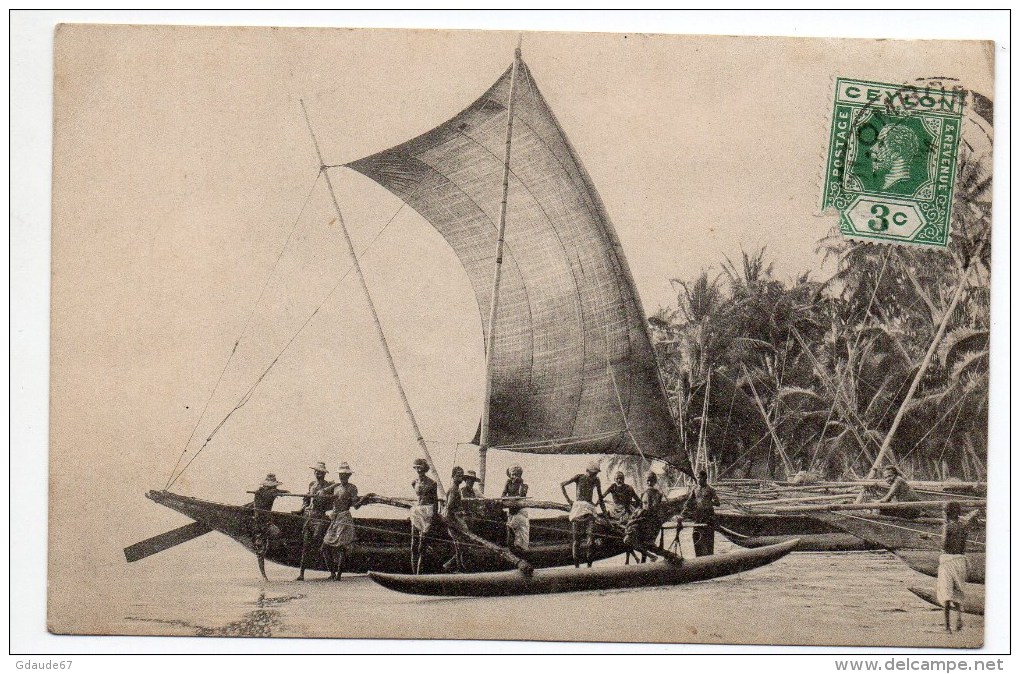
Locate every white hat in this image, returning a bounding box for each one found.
[586,461,601,474]
[336,462,354,475]
[310,461,329,474]
[262,474,283,487]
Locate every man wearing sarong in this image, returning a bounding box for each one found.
[682,469,720,557]
[251,474,287,559]
[605,471,641,521]
[876,465,921,519]
[410,458,439,575]
[937,501,981,632]
[321,462,369,581]
[442,467,467,573]
[625,472,665,562]
[502,465,530,552]
[561,461,605,568]
[294,462,333,581]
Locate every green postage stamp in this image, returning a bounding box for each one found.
[822,78,965,247]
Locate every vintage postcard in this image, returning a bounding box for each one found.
[48,25,994,647]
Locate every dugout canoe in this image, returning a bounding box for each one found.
[144,490,628,574]
[908,585,985,616]
[367,538,799,597]
[715,512,879,552]
[895,550,985,584]
[811,511,985,552]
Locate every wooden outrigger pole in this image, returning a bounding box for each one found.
[300,99,445,496]
[477,44,522,493]
[866,257,976,479]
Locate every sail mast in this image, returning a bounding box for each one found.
[300,100,446,496]
[477,46,522,492]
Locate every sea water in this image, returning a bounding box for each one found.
[88,533,983,647]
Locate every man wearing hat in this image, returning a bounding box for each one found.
[251,474,288,574]
[460,470,480,499]
[876,465,921,519]
[294,461,333,581]
[410,458,439,574]
[321,462,369,581]
[561,461,606,568]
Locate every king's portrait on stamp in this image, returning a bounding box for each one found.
[822,78,966,248]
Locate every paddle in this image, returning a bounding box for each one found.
[124,500,256,563]
[124,521,213,562]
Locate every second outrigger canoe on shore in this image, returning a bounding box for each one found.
[368,539,799,597]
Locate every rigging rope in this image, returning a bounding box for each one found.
[164,172,321,489]
[166,180,413,489]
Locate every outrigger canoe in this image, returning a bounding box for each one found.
[716,512,879,552]
[367,539,798,597]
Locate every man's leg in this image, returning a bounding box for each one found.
[571,520,581,568]
[584,517,596,567]
[296,521,310,581]
[943,602,951,632]
[954,601,963,631]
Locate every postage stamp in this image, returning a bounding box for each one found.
[822,78,965,247]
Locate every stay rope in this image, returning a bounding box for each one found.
[164,173,321,489]
[166,177,414,490]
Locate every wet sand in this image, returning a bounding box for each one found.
[63,535,983,648]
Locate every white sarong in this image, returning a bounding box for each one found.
[409,504,435,533]
[507,509,530,550]
[568,500,599,522]
[323,509,356,548]
[937,553,968,604]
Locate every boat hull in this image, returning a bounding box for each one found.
[895,551,985,584]
[908,585,985,616]
[367,539,799,597]
[716,512,879,552]
[145,490,627,574]
[811,512,986,552]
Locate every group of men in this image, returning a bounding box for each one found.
[250,458,723,579]
[560,463,721,567]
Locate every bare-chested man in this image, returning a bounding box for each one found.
[561,461,605,568]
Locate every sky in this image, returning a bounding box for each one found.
[47,26,994,598]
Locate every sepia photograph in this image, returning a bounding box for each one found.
[10,10,1008,660]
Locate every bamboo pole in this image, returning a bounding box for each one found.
[773,499,985,514]
[477,47,522,494]
[300,100,445,497]
[867,262,974,478]
[742,363,795,477]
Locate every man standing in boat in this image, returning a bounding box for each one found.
[410,458,439,575]
[682,469,721,557]
[502,465,530,553]
[626,472,665,562]
[876,465,922,519]
[294,461,333,581]
[442,467,467,573]
[321,462,370,581]
[561,462,606,568]
[605,471,642,521]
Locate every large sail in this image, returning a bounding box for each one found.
[347,57,691,473]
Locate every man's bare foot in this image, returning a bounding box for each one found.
[295,575,304,581]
